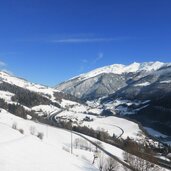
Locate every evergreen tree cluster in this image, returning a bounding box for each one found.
[0,82,60,108]
[0,98,30,119]
[54,91,85,104]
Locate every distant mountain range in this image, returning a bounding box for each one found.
[56,62,171,138]
[56,61,171,100]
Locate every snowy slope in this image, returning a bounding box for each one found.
[0,109,99,171]
[32,105,61,116]
[0,71,85,117]
[0,90,15,102]
[57,110,145,140]
[69,61,170,81]
[0,71,59,101]
[0,109,132,171]
[56,61,171,100]
[0,109,169,171]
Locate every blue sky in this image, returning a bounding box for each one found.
[0,0,171,86]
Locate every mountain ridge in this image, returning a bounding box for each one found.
[56,61,171,100]
[63,61,171,82]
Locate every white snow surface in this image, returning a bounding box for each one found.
[0,109,99,171]
[61,100,102,115]
[134,82,151,87]
[0,109,169,171]
[0,90,31,111]
[0,71,59,101]
[144,127,168,138]
[0,90,15,102]
[32,105,60,115]
[71,62,170,81]
[160,80,171,84]
[58,110,145,140]
[88,108,103,115]
[61,99,78,107]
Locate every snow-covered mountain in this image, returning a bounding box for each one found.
[0,71,83,118]
[72,61,169,80]
[56,62,171,100]
[56,62,171,140]
[101,65,171,137]
[0,71,62,101]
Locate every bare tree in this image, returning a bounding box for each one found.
[74,138,80,149]
[97,153,105,171]
[18,128,24,134]
[37,132,44,140]
[104,157,119,171]
[12,122,17,130]
[92,153,98,164]
[94,140,103,153]
[123,151,161,171]
[30,126,36,135]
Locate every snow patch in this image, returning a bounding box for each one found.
[134,82,151,87]
[144,127,167,138]
[0,90,15,102]
[32,105,60,115]
[160,80,171,84]
[61,99,78,108]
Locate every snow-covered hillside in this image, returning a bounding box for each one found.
[0,71,58,101]
[57,110,144,140]
[54,99,146,140]
[0,90,15,103]
[0,71,84,117]
[56,61,171,100]
[71,61,170,81]
[0,109,128,171]
[0,109,98,171]
[0,109,169,171]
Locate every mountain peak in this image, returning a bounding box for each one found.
[0,71,12,77]
[75,61,169,81]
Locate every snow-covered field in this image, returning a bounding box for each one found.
[57,99,146,140]
[0,109,169,171]
[32,104,61,116]
[61,99,103,115]
[57,110,145,140]
[0,109,98,171]
[0,108,132,171]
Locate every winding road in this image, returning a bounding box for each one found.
[48,111,135,170]
[48,111,171,171]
